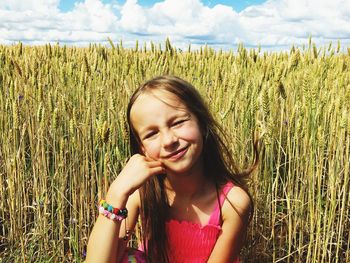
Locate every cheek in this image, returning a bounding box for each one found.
[180,124,202,143]
[142,141,161,158]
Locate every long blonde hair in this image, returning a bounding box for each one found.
[126,75,258,262]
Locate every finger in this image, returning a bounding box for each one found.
[149,166,166,175]
[142,155,162,165]
[146,160,164,168]
[143,155,158,162]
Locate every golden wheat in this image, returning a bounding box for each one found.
[0,41,349,262]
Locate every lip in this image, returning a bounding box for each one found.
[164,146,189,161]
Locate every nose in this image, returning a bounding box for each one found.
[161,129,178,149]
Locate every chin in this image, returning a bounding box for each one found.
[164,161,199,176]
[162,149,203,176]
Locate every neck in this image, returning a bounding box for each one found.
[164,161,209,199]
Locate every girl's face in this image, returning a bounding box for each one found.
[130,90,204,175]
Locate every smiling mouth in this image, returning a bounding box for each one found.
[164,146,189,160]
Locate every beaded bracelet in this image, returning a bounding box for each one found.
[99,200,128,222]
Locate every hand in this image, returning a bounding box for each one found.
[107,154,165,201]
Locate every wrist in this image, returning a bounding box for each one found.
[105,181,130,208]
[99,200,128,221]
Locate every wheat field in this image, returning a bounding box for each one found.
[0,40,349,262]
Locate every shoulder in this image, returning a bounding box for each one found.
[222,184,252,223]
[206,184,251,261]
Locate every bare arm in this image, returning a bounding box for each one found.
[116,189,141,263]
[85,185,130,263]
[207,186,252,263]
[85,154,165,263]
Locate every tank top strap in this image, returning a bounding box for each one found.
[208,181,235,225]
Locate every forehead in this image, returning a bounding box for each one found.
[130,90,188,129]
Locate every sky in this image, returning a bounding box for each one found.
[0,0,349,51]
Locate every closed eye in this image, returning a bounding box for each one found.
[143,131,157,139]
[172,119,187,127]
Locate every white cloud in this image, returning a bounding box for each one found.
[0,0,118,45]
[118,0,243,45]
[65,0,118,32]
[0,0,60,12]
[0,0,349,50]
[119,0,148,32]
[239,0,350,46]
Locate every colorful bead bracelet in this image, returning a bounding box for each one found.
[99,199,128,222]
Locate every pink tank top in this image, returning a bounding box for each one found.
[121,182,240,263]
[165,181,240,263]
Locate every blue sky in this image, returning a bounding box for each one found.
[59,0,266,12]
[1,0,349,50]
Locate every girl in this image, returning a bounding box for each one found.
[86,75,258,263]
